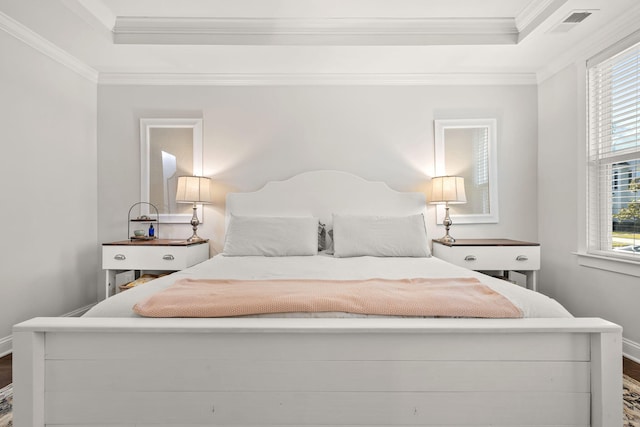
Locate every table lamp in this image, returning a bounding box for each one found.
[428,176,467,243]
[176,176,213,242]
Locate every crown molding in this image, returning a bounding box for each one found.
[60,0,116,35]
[0,10,98,83]
[515,0,567,40]
[516,0,559,30]
[99,72,537,86]
[65,0,116,31]
[113,16,518,45]
[536,4,640,83]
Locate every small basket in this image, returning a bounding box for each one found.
[118,274,162,292]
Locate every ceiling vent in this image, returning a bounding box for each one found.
[548,9,597,33]
[564,11,592,23]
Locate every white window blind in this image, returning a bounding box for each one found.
[588,38,640,259]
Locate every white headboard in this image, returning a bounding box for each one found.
[226,170,426,228]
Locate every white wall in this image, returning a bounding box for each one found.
[98,84,538,283]
[0,29,98,352]
[538,64,640,359]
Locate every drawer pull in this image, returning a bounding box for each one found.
[163,254,175,261]
[464,255,477,261]
[516,255,529,261]
[114,254,126,261]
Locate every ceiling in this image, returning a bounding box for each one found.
[2,0,640,83]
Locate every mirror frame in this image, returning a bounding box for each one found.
[140,118,204,224]
[434,118,499,224]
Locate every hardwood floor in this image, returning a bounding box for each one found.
[624,356,640,381]
[0,352,638,389]
[0,354,11,389]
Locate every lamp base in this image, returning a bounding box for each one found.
[186,203,204,243]
[437,203,456,244]
[437,234,456,244]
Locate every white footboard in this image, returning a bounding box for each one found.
[13,317,621,427]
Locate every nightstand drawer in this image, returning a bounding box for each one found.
[102,239,210,299]
[434,245,540,271]
[102,244,207,270]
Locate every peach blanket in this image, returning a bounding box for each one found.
[133,277,523,318]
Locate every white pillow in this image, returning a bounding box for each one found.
[223,215,318,256]
[332,214,431,258]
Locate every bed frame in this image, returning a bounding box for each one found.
[13,170,622,426]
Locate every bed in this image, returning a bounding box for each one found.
[13,170,622,426]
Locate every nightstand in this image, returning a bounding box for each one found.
[432,239,540,291]
[102,239,209,298]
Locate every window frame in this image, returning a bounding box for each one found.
[586,33,640,264]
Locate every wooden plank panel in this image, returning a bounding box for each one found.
[45,331,591,361]
[15,316,621,334]
[45,359,590,393]
[12,331,45,427]
[591,331,623,427]
[45,391,590,426]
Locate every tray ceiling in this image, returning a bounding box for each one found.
[1,0,639,83]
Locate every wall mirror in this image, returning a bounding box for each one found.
[140,118,203,223]
[434,118,499,224]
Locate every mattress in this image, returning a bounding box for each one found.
[85,254,572,318]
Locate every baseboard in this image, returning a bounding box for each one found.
[0,303,96,357]
[0,336,11,358]
[60,303,96,318]
[624,337,640,364]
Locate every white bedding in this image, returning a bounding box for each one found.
[85,254,572,318]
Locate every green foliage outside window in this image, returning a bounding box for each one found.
[613,178,640,222]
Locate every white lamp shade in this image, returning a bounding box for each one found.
[175,176,213,204]
[428,176,467,204]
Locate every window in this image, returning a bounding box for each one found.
[588,38,640,259]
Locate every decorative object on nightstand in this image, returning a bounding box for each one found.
[428,176,466,243]
[127,202,159,240]
[176,176,213,242]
